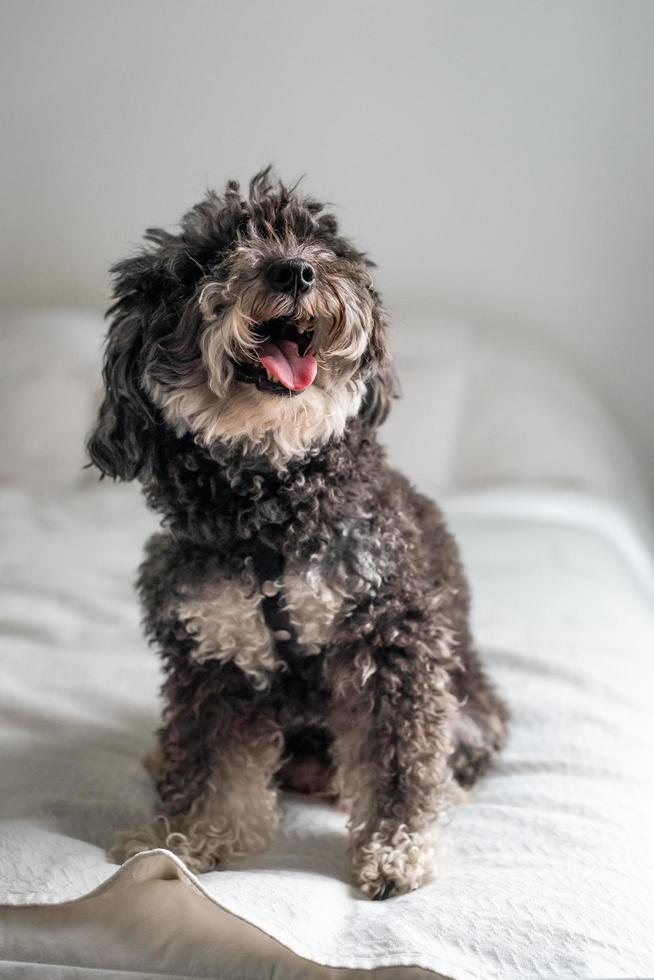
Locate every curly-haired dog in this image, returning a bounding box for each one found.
[88,170,508,899]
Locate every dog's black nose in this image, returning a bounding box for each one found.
[266,259,315,295]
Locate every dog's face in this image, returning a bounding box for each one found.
[88,171,395,479]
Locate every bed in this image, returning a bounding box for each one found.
[1,311,653,979]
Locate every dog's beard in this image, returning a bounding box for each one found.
[147,269,373,468]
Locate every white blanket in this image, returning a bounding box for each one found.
[1,482,653,978]
[1,310,654,978]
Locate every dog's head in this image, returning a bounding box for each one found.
[88,170,396,479]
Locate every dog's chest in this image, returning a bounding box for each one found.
[279,566,345,655]
[176,563,346,684]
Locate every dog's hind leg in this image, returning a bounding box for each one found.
[449,697,508,790]
[277,725,338,798]
[449,658,509,789]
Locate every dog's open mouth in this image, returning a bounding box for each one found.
[237,318,317,395]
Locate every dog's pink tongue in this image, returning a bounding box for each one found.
[258,339,317,391]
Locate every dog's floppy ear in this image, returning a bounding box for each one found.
[359,302,399,428]
[87,307,157,481]
[86,253,167,481]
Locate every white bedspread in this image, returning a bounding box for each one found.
[1,310,654,978]
[1,481,653,979]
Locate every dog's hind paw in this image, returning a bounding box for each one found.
[353,822,439,899]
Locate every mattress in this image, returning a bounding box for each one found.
[1,311,653,979]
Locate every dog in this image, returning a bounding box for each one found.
[88,169,508,899]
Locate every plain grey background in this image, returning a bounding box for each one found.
[2,0,653,492]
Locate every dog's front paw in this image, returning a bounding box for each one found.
[110,817,175,864]
[110,816,221,873]
[353,822,439,900]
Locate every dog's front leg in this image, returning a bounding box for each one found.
[327,622,458,899]
[112,662,284,873]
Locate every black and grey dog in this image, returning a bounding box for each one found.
[88,170,507,899]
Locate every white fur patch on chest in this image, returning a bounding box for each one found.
[176,576,276,689]
[282,566,345,655]
[175,564,347,687]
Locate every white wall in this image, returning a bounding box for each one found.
[2,0,653,490]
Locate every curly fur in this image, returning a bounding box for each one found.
[88,169,508,899]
